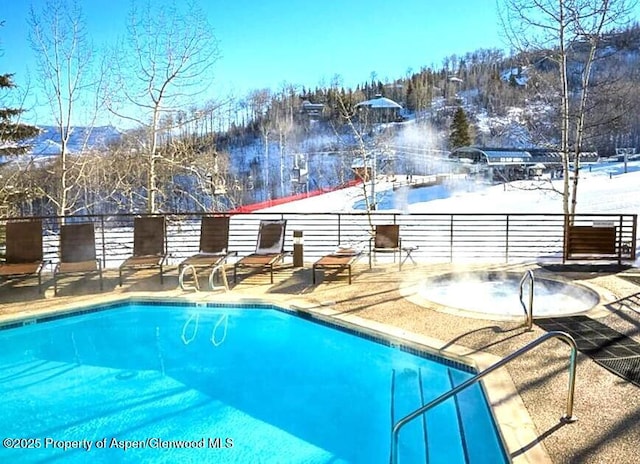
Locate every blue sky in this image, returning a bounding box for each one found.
[1,0,507,126]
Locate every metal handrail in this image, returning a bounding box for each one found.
[519,270,535,331]
[390,331,578,464]
[208,262,229,291]
[179,264,199,291]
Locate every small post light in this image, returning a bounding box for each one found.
[293,230,303,267]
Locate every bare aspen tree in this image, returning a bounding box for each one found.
[271,83,299,198]
[106,0,220,213]
[500,0,636,214]
[331,78,396,235]
[247,89,273,201]
[28,0,102,218]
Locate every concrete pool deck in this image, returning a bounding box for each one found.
[1,261,639,464]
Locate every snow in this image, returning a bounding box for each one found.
[252,158,639,267]
[25,125,122,157]
[257,159,640,216]
[500,67,529,87]
[355,96,403,109]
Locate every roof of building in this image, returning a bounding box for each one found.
[450,147,600,166]
[301,100,324,109]
[482,150,532,164]
[355,95,402,109]
[450,147,532,165]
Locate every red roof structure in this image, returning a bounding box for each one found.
[228,179,362,213]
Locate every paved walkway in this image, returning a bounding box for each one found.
[1,261,639,464]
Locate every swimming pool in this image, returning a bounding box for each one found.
[0,300,508,463]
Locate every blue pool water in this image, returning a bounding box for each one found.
[353,184,453,210]
[0,301,508,463]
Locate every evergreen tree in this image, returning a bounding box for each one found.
[0,73,39,157]
[449,106,472,149]
[0,71,39,216]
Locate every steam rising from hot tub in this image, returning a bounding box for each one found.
[417,271,599,318]
[351,122,484,211]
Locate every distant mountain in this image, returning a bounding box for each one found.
[27,125,123,157]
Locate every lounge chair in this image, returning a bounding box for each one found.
[369,224,401,270]
[0,219,46,292]
[53,222,103,296]
[119,216,167,286]
[233,219,288,284]
[313,246,363,284]
[178,216,234,290]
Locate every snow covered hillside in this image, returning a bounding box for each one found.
[27,126,122,157]
[258,159,640,215]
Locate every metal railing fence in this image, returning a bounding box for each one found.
[0,212,636,270]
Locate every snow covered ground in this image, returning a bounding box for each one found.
[258,159,640,215]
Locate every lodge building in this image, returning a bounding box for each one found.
[449,147,600,181]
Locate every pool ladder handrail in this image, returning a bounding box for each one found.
[390,331,578,464]
[179,264,200,291]
[519,270,535,331]
[208,262,230,292]
[179,263,229,292]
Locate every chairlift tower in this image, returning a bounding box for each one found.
[615,147,635,174]
[204,157,227,211]
[291,153,309,195]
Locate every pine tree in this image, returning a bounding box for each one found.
[0,70,39,216]
[0,73,39,157]
[449,106,472,149]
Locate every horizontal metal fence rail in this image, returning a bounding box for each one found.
[0,212,636,270]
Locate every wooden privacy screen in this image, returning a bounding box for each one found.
[564,225,618,262]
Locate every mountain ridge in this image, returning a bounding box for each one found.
[27,125,123,156]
